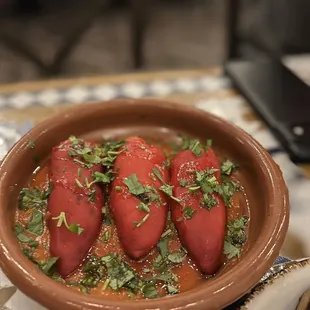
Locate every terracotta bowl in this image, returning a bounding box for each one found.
[0,99,289,310]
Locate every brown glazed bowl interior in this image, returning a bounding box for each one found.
[0,99,289,310]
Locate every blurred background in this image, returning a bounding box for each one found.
[0,0,310,84]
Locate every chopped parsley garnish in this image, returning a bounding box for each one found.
[78,168,82,177]
[87,171,114,188]
[102,206,112,226]
[15,223,32,243]
[161,229,172,239]
[123,174,162,227]
[179,179,187,187]
[202,193,218,210]
[102,230,111,243]
[133,214,150,228]
[141,283,158,299]
[181,136,205,157]
[27,140,36,149]
[26,209,43,236]
[221,160,236,176]
[206,139,212,147]
[224,216,248,259]
[75,178,83,188]
[40,257,59,275]
[167,284,179,295]
[188,139,204,157]
[137,202,150,213]
[188,168,238,209]
[167,252,185,264]
[101,254,138,291]
[101,140,126,167]
[157,237,169,258]
[67,281,89,294]
[123,174,145,196]
[18,185,52,210]
[68,138,124,175]
[51,212,84,235]
[182,206,196,219]
[78,243,182,297]
[152,168,180,202]
[88,189,96,202]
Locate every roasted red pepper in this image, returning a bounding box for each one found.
[170,146,226,275]
[110,137,169,259]
[48,139,103,277]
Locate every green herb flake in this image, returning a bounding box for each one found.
[88,189,96,202]
[80,275,100,288]
[221,180,238,206]
[22,247,35,261]
[73,158,91,169]
[52,211,84,235]
[152,168,165,183]
[18,187,51,210]
[51,273,64,283]
[102,230,111,243]
[67,281,89,294]
[101,279,110,291]
[202,193,218,210]
[224,216,248,259]
[27,140,36,149]
[182,206,196,220]
[161,229,172,239]
[157,238,169,258]
[133,214,150,228]
[90,171,113,186]
[152,168,180,202]
[40,257,59,275]
[179,179,187,187]
[28,239,39,248]
[15,223,33,243]
[75,178,83,188]
[206,139,212,147]
[167,252,185,264]
[17,232,31,243]
[189,139,204,157]
[188,185,201,192]
[159,184,179,201]
[78,168,82,177]
[123,174,145,196]
[102,207,112,226]
[223,241,240,259]
[137,202,150,213]
[100,254,137,291]
[193,168,238,208]
[141,283,158,299]
[221,160,236,176]
[81,153,102,165]
[26,209,44,236]
[167,284,179,295]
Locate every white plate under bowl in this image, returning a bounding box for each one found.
[241,259,310,310]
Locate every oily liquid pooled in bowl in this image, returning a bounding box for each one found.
[15,138,250,300]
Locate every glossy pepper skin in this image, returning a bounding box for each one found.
[110,137,169,259]
[170,147,226,275]
[48,140,103,277]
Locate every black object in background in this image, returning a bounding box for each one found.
[224,59,310,163]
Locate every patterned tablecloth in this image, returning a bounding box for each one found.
[1,57,310,309]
